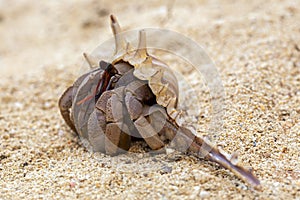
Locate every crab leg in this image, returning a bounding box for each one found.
[206,144,261,186]
[162,121,261,187]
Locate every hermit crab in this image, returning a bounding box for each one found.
[59,15,260,187]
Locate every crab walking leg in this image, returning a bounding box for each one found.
[162,121,261,187]
[205,142,261,187]
[94,88,131,155]
[104,123,131,155]
[131,104,168,150]
[117,72,167,149]
[87,109,106,152]
[58,86,77,133]
[134,114,165,150]
[87,68,132,154]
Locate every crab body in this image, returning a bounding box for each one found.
[59,15,260,187]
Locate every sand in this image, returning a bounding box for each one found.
[0,0,299,199]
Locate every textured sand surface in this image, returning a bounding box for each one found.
[0,0,299,199]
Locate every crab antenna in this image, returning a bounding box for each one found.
[110,15,126,54]
[83,53,97,69]
[134,30,148,58]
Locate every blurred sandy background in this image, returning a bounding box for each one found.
[0,0,299,199]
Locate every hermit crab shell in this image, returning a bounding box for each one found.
[109,15,180,122]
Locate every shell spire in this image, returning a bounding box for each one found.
[110,15,127,56]
[134,30,148,59]
[83,53,98,69]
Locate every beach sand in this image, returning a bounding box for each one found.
[0,0,299,199]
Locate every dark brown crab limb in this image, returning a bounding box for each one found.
[160,121,261,187]
[207,145,260,186]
